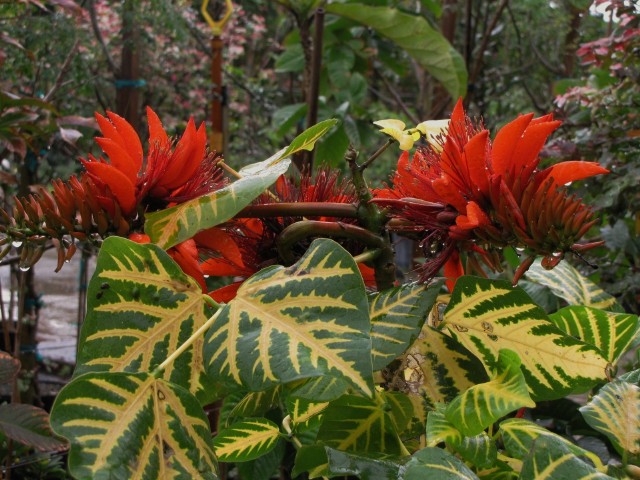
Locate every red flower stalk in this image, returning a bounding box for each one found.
[374,99,608,287]
[83,108,224,217]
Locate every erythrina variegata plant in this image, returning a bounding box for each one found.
[2,101,637,480]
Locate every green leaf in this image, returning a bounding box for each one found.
[325,448,405,479]
[519,436,613,480]
[287,397,328,429]
[272,102,307,137]
[549,306,639,364]
[317,394,408,455]
[476,460,518,480]
[526,260,620,311]
[75,238,212,401]
[145,119,336,249]
[213,418,281,462]
[288,375,349,402]
[314,123,350,167]
[236,439,285,480]
[450,432,497,470]
[443,277,609,400]
[499,418,604,469]
[0,350,20,384]
[0,404,66,451]
[204,239,373,396]
[292,445,329,478]
[580,375,640,462]
[369,282,441,371]
[426,405,461,447]
[325,4,467,98]
[50,372,218,479]
[401,447,479,480]
[145,157,290,249]
[396,325,488,408]
[445,350,534,437]
[274,43,305,73]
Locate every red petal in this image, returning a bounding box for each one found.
[95,112,124,145]
[450,97,465,124]
[195,228,246,271]
[443,251,464,292]
[169,240,206,291]
[82,160,137,215]
[514,120,561,178]
[455,201,490,230]
[209,281,243,303]
[539,161,609,188]
[463,130,490,197]
[491,113,534,176]
[95,137,139,184]
[129,233,151,244]
[146,107,169,147]
[105,111,143,172]
[161,118,197,189]
[432,176,467,213]
[357,263,377,287]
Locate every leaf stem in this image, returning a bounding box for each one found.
[359,138,394,172]
[153,304,223,377]
[352,249,381,264]
[218,161,242,179]
[237,202,358,219]
[203,295,221,309]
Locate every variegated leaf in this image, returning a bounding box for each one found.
[392,325,488,408]
[549,306,639,364]
[0,350,20,384]
[445,350,534,437]
[75,238,212,401]
[476,460,518,480]
[370,282,441,371]
[525,260,620,311]
[213,418,281,462]
[324,448,405,479]
[450,432,497,470]
[500,418,604,469]
[401,447,479,480]
[426,405,461,447]
[227,387,281,426]
[520,436,613,480]
[145,158,290,249]
[146,119,336,249]
[50,372,218,479]
[0,404,67,452]
[580,373,640,461]
[287,397,329,428]
[317,394,408,455]
[204,239,373,396]
[288,375,349,402]
[443,277,609,400]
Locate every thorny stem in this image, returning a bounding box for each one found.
[276,220,385,265]
[346,147,396,290]
[152,298,222,377]
[237,202,358,219]
[358,138,394,172]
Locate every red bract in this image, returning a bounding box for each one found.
[374,99,609,288]
[82,108,224,217]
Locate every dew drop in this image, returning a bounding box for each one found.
[515,246,525,254]
[19,265,30,272]
[12,240,22,248]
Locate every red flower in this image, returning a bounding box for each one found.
[82,108,224,217]
[374,99,608,288]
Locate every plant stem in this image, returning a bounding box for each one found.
[237,202,358,219]
[218,161,242,179]
[358,138,394,172]
[276,220,385,265]
[352,250,381,264]
[203,295,221,309]
[152,302,223,377]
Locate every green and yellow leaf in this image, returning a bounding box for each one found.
[450,432,497,470]
[227,387,281,426]
[519,436,613,480]
[204,239,373,396]
[324,448,405,479]
[445,350,534,437]
[317,394,408,455]
[525,260,620,311]
[145,119,336,249]
[580,374,640,461]
[426,405,461,447]
[213,418,281,462]
[401,447,479,480]
[370,282,441,371]
[549,306,639,364]
[392,325,488,408]
[443,277,609,400]
[500,418,604,470]
[75,238,212,401]
[288,375,349,402]
[50,372,218,479]
[145,158,290,249]
[287,397,328,428]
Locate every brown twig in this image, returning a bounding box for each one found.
[87,0,119,74]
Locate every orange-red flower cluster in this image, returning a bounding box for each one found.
[374,99,608,288]
[82,108,224,217]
